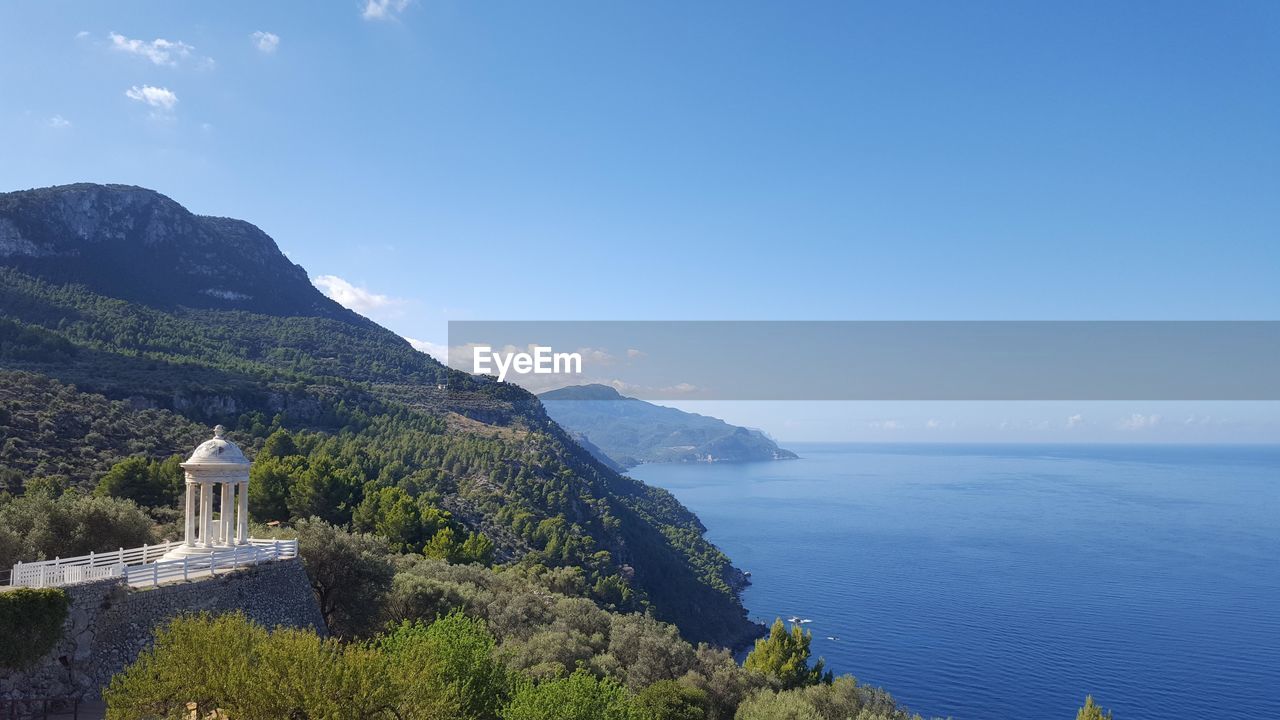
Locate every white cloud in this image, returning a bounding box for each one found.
[404,337,447,361]
[1118,413,1162,431]
[661,382,700,395]
[109,32,196,66]
[48,114,72,129]
[125,85,178,111]
[362,0,413,21]
[312,275,401,314]
[75,31,90,40]
[626,348,645,359]
[251,31,280,54]
[869,419,902,430]
[1066,413,1084,429]
[577,347,616,366]
[925,418,940,429]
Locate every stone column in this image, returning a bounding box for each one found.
[184,480,195,546]
[200,482,214,547]
[237,480,249,544]
[220,482,233,545]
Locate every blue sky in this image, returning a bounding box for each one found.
[1,1,1276,441]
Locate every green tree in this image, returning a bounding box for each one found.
[424,526,460,561]
[502,669,639,720]
[104,613,396,720]
[460,531,496,565]
[354,486,425,552]
[295,519,394,637]
[260,428,299,459]
[381,612,509,720]
[287,455,360,526]
[1077,696,1114,720]
[743,619,830,689]
[634,680,708,720]
[95,455,180,508]
[0,493,154,569]
[248,455,297,522]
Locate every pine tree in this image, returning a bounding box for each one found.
[743,618,831,688]
[1077,695,1114,720]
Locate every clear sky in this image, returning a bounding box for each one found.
[1,1,1276,441]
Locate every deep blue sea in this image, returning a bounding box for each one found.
[630,444,1280,720]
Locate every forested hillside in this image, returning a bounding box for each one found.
[0,183,757,648]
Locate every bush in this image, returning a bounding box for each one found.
[0,492,155,570]
[103,613,396,720]
[0,587,69,669]
[635,680,709,720]
[381,612,509,720]
[734,677,920,720]
[502,669,639,720]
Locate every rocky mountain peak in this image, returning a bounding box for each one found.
[0,183,361,322]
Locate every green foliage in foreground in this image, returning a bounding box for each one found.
[734,677,923,720]
[743,618,832,689]
[634,680,710,720]
[1078,695,1114,720]
[503,669,639,720]
[0,587,69,669]
[105,609,945,720]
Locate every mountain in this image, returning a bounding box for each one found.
[539,384,798,468]
[0,183,759,648]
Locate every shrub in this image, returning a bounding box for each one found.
[0,587,70,669]
[502,669,639,720]
[634,680,709,720]
[0,492,154,570]
[103,613,396,720]
[381,612,509,720]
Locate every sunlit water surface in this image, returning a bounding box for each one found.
[630,444,1280,720]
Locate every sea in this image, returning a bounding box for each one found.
[629,443,1280,720]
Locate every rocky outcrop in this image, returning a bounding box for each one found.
[0,184,366,322]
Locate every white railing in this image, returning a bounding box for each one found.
[10,539,298,589]
[123,539,298,589]
[10,541,182,588]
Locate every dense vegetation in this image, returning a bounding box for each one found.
[0,183,755,647]
[0,587,69,669]
[105,521,927,720]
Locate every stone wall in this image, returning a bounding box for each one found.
[0,558,324,704]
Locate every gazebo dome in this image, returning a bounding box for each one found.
[183,425,250,467]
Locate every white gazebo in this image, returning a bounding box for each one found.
[12,425,298,588]
[162,424,251,559]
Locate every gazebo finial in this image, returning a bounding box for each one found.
[213,424,226,438]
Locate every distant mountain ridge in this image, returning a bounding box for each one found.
[0,183,361,321]
[539,384,798,468]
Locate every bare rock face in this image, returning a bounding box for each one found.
[0,183,361,322]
